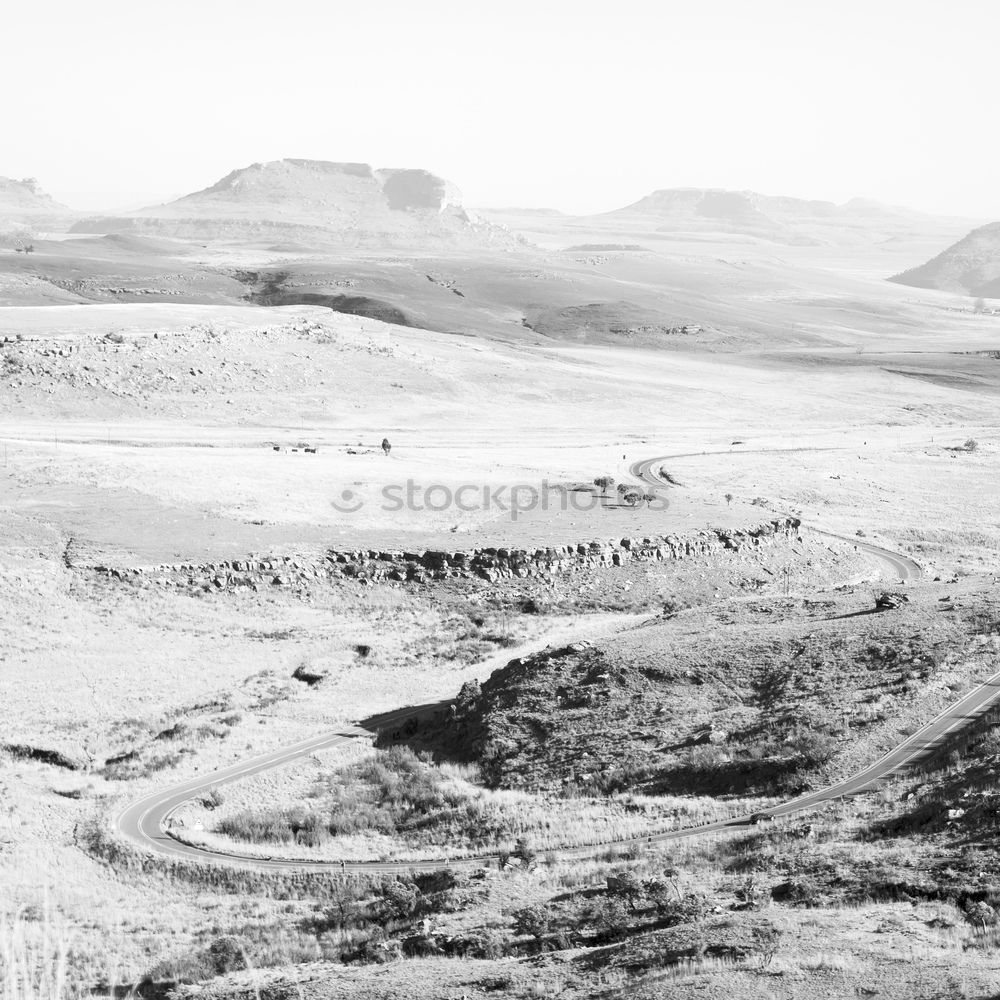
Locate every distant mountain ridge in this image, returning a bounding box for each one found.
[70,159,518,248]
[599,187,973,246]
[888,221,1000,298]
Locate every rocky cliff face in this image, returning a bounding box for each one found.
[375,167,462,212]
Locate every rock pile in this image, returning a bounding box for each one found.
[91,518,800,594]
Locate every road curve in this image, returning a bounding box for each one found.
[629,453,922,582]
[114,452,946,873]
[116,666,1000,871]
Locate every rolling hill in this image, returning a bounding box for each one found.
[70,159,522,249]
[888,221,1000,298]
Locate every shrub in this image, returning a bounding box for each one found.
[656,893,708,927]
[380,880,419,919]
[413,869,459,895]
[688,744,728,769]
[401,932,439,957]
[752,924,781,967]
[346,927,401,964]
[790,730,839,767]
[217,808,296,843]
[207,935,250,975]
[1,351,23,373]
[590,897,632,942]
[606,870,643,909]
[514,836,537,865]
[735,876,770,910]
[200,788,224,810]
[771,876,823,907]
[216,747,475,847]
[643,878,679,914]
[445,929,511,959]
[513,905,552,941]
[965,900,998,930]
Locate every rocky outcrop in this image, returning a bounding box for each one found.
[90,518,800,595]
[0,175,75,230]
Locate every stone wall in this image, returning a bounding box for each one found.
[91,517,801,594]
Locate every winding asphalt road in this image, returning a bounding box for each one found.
[629,452,922,581]
[115,452,978,873]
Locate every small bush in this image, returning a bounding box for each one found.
[589,897,632,942]
[514,836,537,865]
[606,870,643,909]
[217,808,298,843]
[513,905,552,941]
[207,935,250,975]
[201,788,224,810]
[771,876,823,907]
[380,880,419,919]
[965,899,998,929]
[216,747,477,847]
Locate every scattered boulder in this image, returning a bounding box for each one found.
[292,660,329,686]
[875,591,909,612]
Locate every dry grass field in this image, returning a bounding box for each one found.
[2,195,999,1000]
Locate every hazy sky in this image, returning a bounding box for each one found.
[7,0,998,217]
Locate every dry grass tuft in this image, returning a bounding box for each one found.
[1,910,69,1000]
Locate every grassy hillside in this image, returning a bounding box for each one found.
[413,587,996,797]
[889,221,1000,297]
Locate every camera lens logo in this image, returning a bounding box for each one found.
[331,489,364,514]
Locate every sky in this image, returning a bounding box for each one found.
[5,0,999,218]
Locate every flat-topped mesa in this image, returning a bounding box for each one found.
[89,518,801,594]
[599,186,976,248]
[186,160,459,214]
[68,158,515,247]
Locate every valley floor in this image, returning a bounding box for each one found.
[1,292,999,999]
